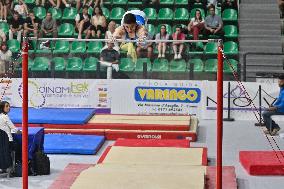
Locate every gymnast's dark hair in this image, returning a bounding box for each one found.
[0,101,10,114]
[123,13,136,24]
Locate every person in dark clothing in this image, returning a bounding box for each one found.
[23,12,40,37]
[75,5,91,39]
[8,11,24,42]
[221,0,237,12]
[262,75,284,136]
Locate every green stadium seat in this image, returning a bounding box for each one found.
[158,8,174,21]
[24,0,35,5]
[119,58,135,72]
[224,25,238,39]
[31,57,50,71]
[143,8,157,21]
[70,41,86,53]
[204,42,218,55]
[224,41,238,55]
[0,22,9,34]
[174,8,189,21]
[58,23,74,37]
[205,59,217,72]
[175,0,188,6]
[7,39,20,53]
[188,58,203,72]
[157,24,172,35]
[128,0,142,6]
[160,0,174,5]
[33,7,46,20]
[169,59,187,72]
[87,41,103,54]
[152,59,169,72]
[104,0,112,5]
[222,9,238,22]
[36,40,54,53]
[15,57,34,71]
[66,57,83,72]
[48,8,62,20]
[53,41,70,54]
[224,59,238,73]
[190,8,205,19]
[110,7,125,21]
[193,2,203,9]
[146,24,156,37]
[62,7,77,21]
[135,58,152,72]
[128,8,140,11]
[188,42,204,55]
[112,0,127,5]
[102,7,110,20]
[83,57,98,71]
[52,57,65,71]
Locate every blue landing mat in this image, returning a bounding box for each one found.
[9,108,95,124]
[44,134,105,155]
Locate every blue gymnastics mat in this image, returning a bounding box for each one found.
[9,108,95,124]
[44,134,105,155]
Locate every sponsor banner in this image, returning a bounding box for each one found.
[1,79,111,109]
[202,81,279,120]
[111,79,203,115]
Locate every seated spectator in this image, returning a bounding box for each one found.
[100,42,121,79]
[24,12,40,38]
[102,21,119,52]
[89,6,107,38]
[48,0,61,9]
[172,25,185,60]
[8,11,24,42]
[136,34,153,59]
[14,0,28,18]
[204,4,224,38]
[0,0,8,22]
[75,5,91,39]
[221,0,237,12]
[188,9,204,40]
[39,12,57,38]
[0,43,11,74]
[83,0,94,8]
[155,24,170,58]
[0,29,6,44]
[36,0,45,7]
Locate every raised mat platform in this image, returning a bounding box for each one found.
[239,151,284,175]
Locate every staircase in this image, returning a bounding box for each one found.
[239,0,284,81]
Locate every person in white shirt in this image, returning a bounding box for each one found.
[14,0,29,18]
[0,43,11,74]
[0,101,21,143]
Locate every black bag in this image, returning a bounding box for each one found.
[34,151,50,175]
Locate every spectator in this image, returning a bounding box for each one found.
[100,42,121,79]
[221,0,237,12]
[0,0,8,22]
[24,12,40,38]
[39,12,57,38]
[172,25,185,60]
[75,5,91,39]
[89,6,107,38]
[0,43,12,62]
[83,0,94,8]
[189,0,207,11]
[61,0,80,8]
[14,0,28,18]
[48,0,61,9]
[188,9,204,40]
[204,4,224,38]
[94,0,103,7]
[155,24,169,58]
[8,11,24,42]
[36,0,45,7]
[0,29,6,44]
[102,21,119,52]
[136,34,153,59]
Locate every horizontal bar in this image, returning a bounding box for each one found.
[28,37,219,43]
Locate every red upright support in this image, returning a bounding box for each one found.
[217,40,224,189]
[22,37,29,189]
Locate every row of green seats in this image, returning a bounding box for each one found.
[29,6,237,23]
[120,58,238,73]
[24,56,238,73]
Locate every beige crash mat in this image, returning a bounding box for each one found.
[71,164,205,189]
[88,118,190,125]
[93,115,191,121]
[103,146,204,166]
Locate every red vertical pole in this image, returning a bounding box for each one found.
[22,37,29,189]
[216,39,223,189]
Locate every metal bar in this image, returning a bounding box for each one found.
[217,40,224,189]
[28,37,215,43]
[22,37,29,189]
[224,82,235,121]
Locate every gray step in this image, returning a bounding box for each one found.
[240,47,282,53]
[246,67,284,72]
[239,30,280,36]
[241,0,279,4]
[240,41,282,47]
